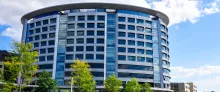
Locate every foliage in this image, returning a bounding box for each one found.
[71,59,96,92]
[35,70,57,92]
[2,42,38,91]
[105,75,122,92]
[142,83,152,92]
[2,82,16,92]
[125,78,141,92]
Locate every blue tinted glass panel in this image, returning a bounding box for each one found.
[128,56,136,61]
[118,39,126,45]
[87,15,95,20]
[137,34,144,39]
[137,57,145,62]
[118,32,126,37]
[137,49,144,54]
[146,35,152,40]
[87,23,95,28]
[78,16,85,21]
[128,25,135,30]
[118,47,126,52]
[128,33,135,38]
[118,24,126,29]
[128,40,135,46]
[97,23,105,28]
[137,26,144,31]
[118,17,126,22]
[128,48,135,53]
[118,55,126,60]
[77,23,85,28]
[128,18,135,23]
[137,41,144,47]
[98,15,105,21]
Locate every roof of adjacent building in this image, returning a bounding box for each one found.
[21,2,169,25]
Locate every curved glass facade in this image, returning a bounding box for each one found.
[22,3,170,91]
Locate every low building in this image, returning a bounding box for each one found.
[187,82,197,92]
[0,50,11,68]
[171,82,190,92]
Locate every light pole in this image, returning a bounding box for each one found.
[71,77,74,92]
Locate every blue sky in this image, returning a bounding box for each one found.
[0,0,220,91]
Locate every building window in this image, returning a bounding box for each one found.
[39,56,45,61]
[128,48,135,53]
[118,32,126,37]
[97,23,105,28]
[87,23,95,28]
[97,38,104,44]
[67,31,74,36]
[67,39,74,44]
[98,15,105,21]
[50,18,56,24]
[137,34,144,39]
[137,41,144,47]
[35,35,40,40]
[35,28,41,33]
[146,20,152,25]
[29,30,34,35]
[146,50,153,55]
[137,49,144,54]
[128,33,135,38]
[161,32,166,37]
[47,55,54,61]
[66,54,73,60]
[34,43,39,47]
[68,24,75,29]
[77,31,84,36]
[96,54,104,60]
[162,39,166,44]
[96,46,104,52]
[40,49,46,54]
[76,38,84,44]
[76,46,84,51]
[48,48,54,53]
[77,23,85,28]
[86,54,94,59]
[36,21,41,26]
[68,16,75,21]
[118,24,126,29]
[118,17,126,22]
[43,20,48,25]
[137,56,145,62]
[29,37,33,42]
[87,30,94,36]
[145,28,152,33]
[78,16,85,21]
[87,15,95,21]
[128,25,135,30]
[118,47,126,52]
[66,46,74,52]
[41,41,47,47]
[118,55,126,60]
[146,58,153,63]
[50,25,56,31]
[48,40,55,45]
[86,38,94,43]
[146,35,152,40]
[41,34,47,39]
[137,19,144,24]
[128,18,135,23]
[42,27,48,32]
[146,42,153,48]
[39,64,53,69]
[30,23,34,28]
[137,26,144,31]
[128,40,135,46]
[86,46,94,51]
[97,31,104,36]
[128,56,136,61]
[118,39,126,45]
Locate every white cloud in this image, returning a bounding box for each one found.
[171,65,220,92]
[203,0,220,14]
[171,65,220,78]
[151,0,202,26]
[1,27,21,41]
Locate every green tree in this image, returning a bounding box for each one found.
[105,75,122,92]
[35,70,57,92]
[125,78,141,92]
[141,83,152,92]
[2,42,38,91]
[71,59,96,92]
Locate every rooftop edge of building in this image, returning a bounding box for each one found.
[21,2,169,25]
